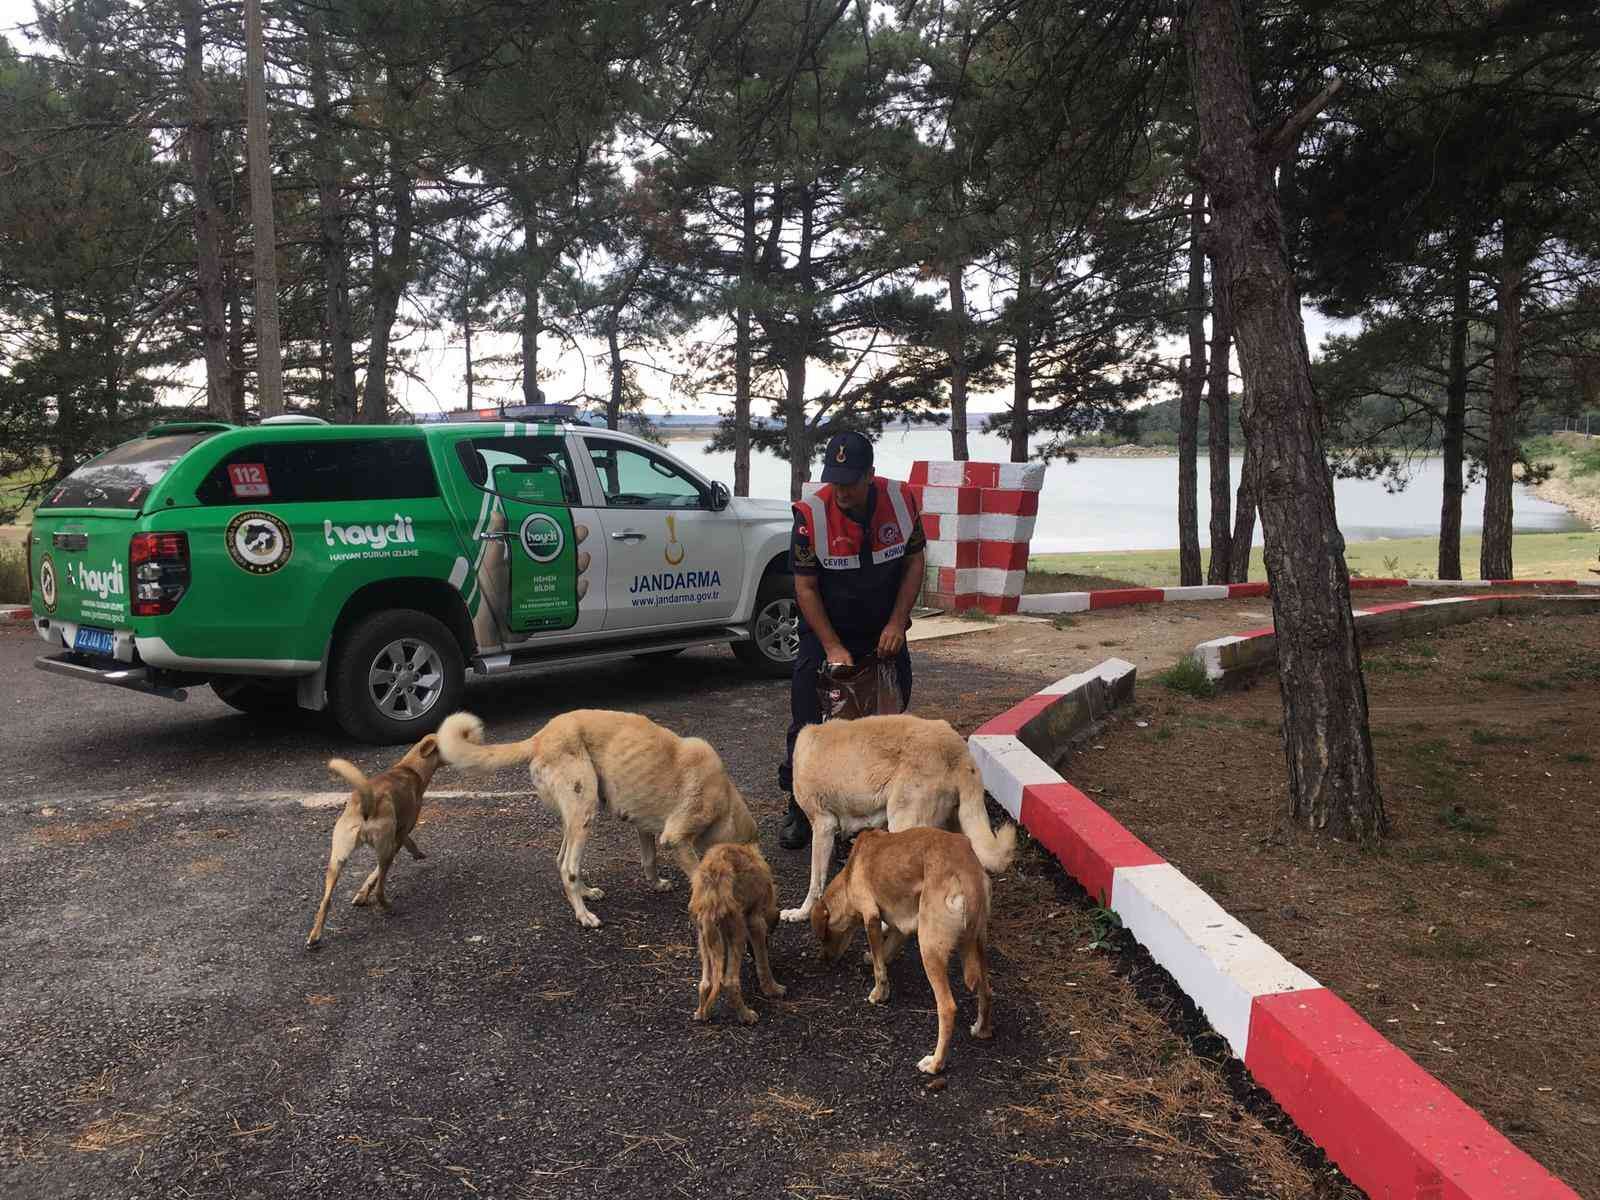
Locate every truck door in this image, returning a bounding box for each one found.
[436,429,606,648]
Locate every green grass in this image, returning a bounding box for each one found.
[954,606,998,624]
[0,542,27,605]
[1028,529,1599,589]
[1159,654,1216,699]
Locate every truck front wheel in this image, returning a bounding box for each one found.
[328,609,465,744]
[732,572,798,678]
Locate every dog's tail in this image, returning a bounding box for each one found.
[436,711,538,772]
[956,756,1017,874]
[327,757,377,822]
[689,850,740,926]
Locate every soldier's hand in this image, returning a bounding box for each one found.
[876,621,907,657]
[825,644,854,668]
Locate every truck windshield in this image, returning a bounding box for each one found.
[39,432,217,511]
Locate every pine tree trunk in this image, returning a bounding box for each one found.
[1439,234,1471,580]
[1205,255,1234,583]
[1178,187,1206,587]
[243,0,282,416]
[785,186,816,502]
[522,210,541,408]
[1481,220,1526,582]
[606,318,624,430]
[1010,246,1032,464]
[362,66,414,424]
[733,178,756,496]
[1188,0,1386,841]
[182,0,232,420]
[309,19,356,423]
[948,260,970,461]
[1229,438,1256,582]
[462,250,474,410]
[226,278,247,424]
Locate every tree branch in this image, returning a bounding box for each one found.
[1256,77,1344,166]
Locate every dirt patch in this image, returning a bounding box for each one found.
[30,815,138,847]
[1061,613,1600,1195]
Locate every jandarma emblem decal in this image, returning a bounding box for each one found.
[38,554,57,612]
[835,444,847,462]
[226,511,293,575]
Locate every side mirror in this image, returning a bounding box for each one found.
[709,481,731,512]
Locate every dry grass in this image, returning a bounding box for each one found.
[751,1089,836,1130]
[991,845,1359,1200]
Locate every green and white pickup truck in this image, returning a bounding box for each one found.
[27,415,799,742]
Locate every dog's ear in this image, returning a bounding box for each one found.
[417,733,439,758]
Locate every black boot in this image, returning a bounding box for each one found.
[778,795,811,850]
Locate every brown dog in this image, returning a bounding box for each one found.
[811,827,994,1074]
[437,709,758,928]
[688,842,786,1024]
[782,714,1017,923]
[305,734,442,949]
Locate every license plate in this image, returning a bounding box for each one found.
[73,626,116,657]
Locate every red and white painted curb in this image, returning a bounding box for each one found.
[4,606,31,624]
[1195,592,1600,684]
[969,662,1582,1199]
[1020,577,1592,615]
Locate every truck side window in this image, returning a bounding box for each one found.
[196,439,438,505]
[584,438,706,508]
[455,436,580,506]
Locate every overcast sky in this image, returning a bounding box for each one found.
[2,0,1358,416]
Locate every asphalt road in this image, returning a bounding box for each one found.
[1,623,1254,1199]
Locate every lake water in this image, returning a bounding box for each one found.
[682,429,1586,554]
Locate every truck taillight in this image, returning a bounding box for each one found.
[130,532,190,616]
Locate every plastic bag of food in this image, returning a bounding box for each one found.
[816,655,905,721]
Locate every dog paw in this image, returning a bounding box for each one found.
[692,1009,709,1023]
[779,906,810,923]
[581,886,605,900]
[971,1021,993,1039]
[762,982,787,999]
[867,984,889,1005]
[576,910,603,929]
[351,893,371,907]
[917,1055,943,1075]
[652,877,672,893]
[304,936,321,950]
[738,1007,759,1025]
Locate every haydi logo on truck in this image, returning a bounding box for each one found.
[324,514,419,560]
[65,560,126,600]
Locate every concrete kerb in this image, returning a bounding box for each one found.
[4,606,31,623]
[968,661,1582,1200]
[1195,593,1600,686]
[1019,577,1597,617]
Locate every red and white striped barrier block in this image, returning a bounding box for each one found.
[913,460,1046,616]
[969,663,1582,1200]
[909,460,1047,491]
[1019,577,1592,616]
[4,606,31,623]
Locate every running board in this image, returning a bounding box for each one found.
[471,626,748,678]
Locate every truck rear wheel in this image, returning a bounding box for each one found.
[328,609,465,744]
[732,572,798,678]
[211,677,300,717]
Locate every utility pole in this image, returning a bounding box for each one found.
[244,0,284,416]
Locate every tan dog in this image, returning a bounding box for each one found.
[812,827,994,1074]
[688,842,786,1024]
[781,713,1017,923]
[306,734,442,949]
[437,709,758,928]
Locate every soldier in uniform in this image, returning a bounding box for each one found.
[778,431,927,850]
